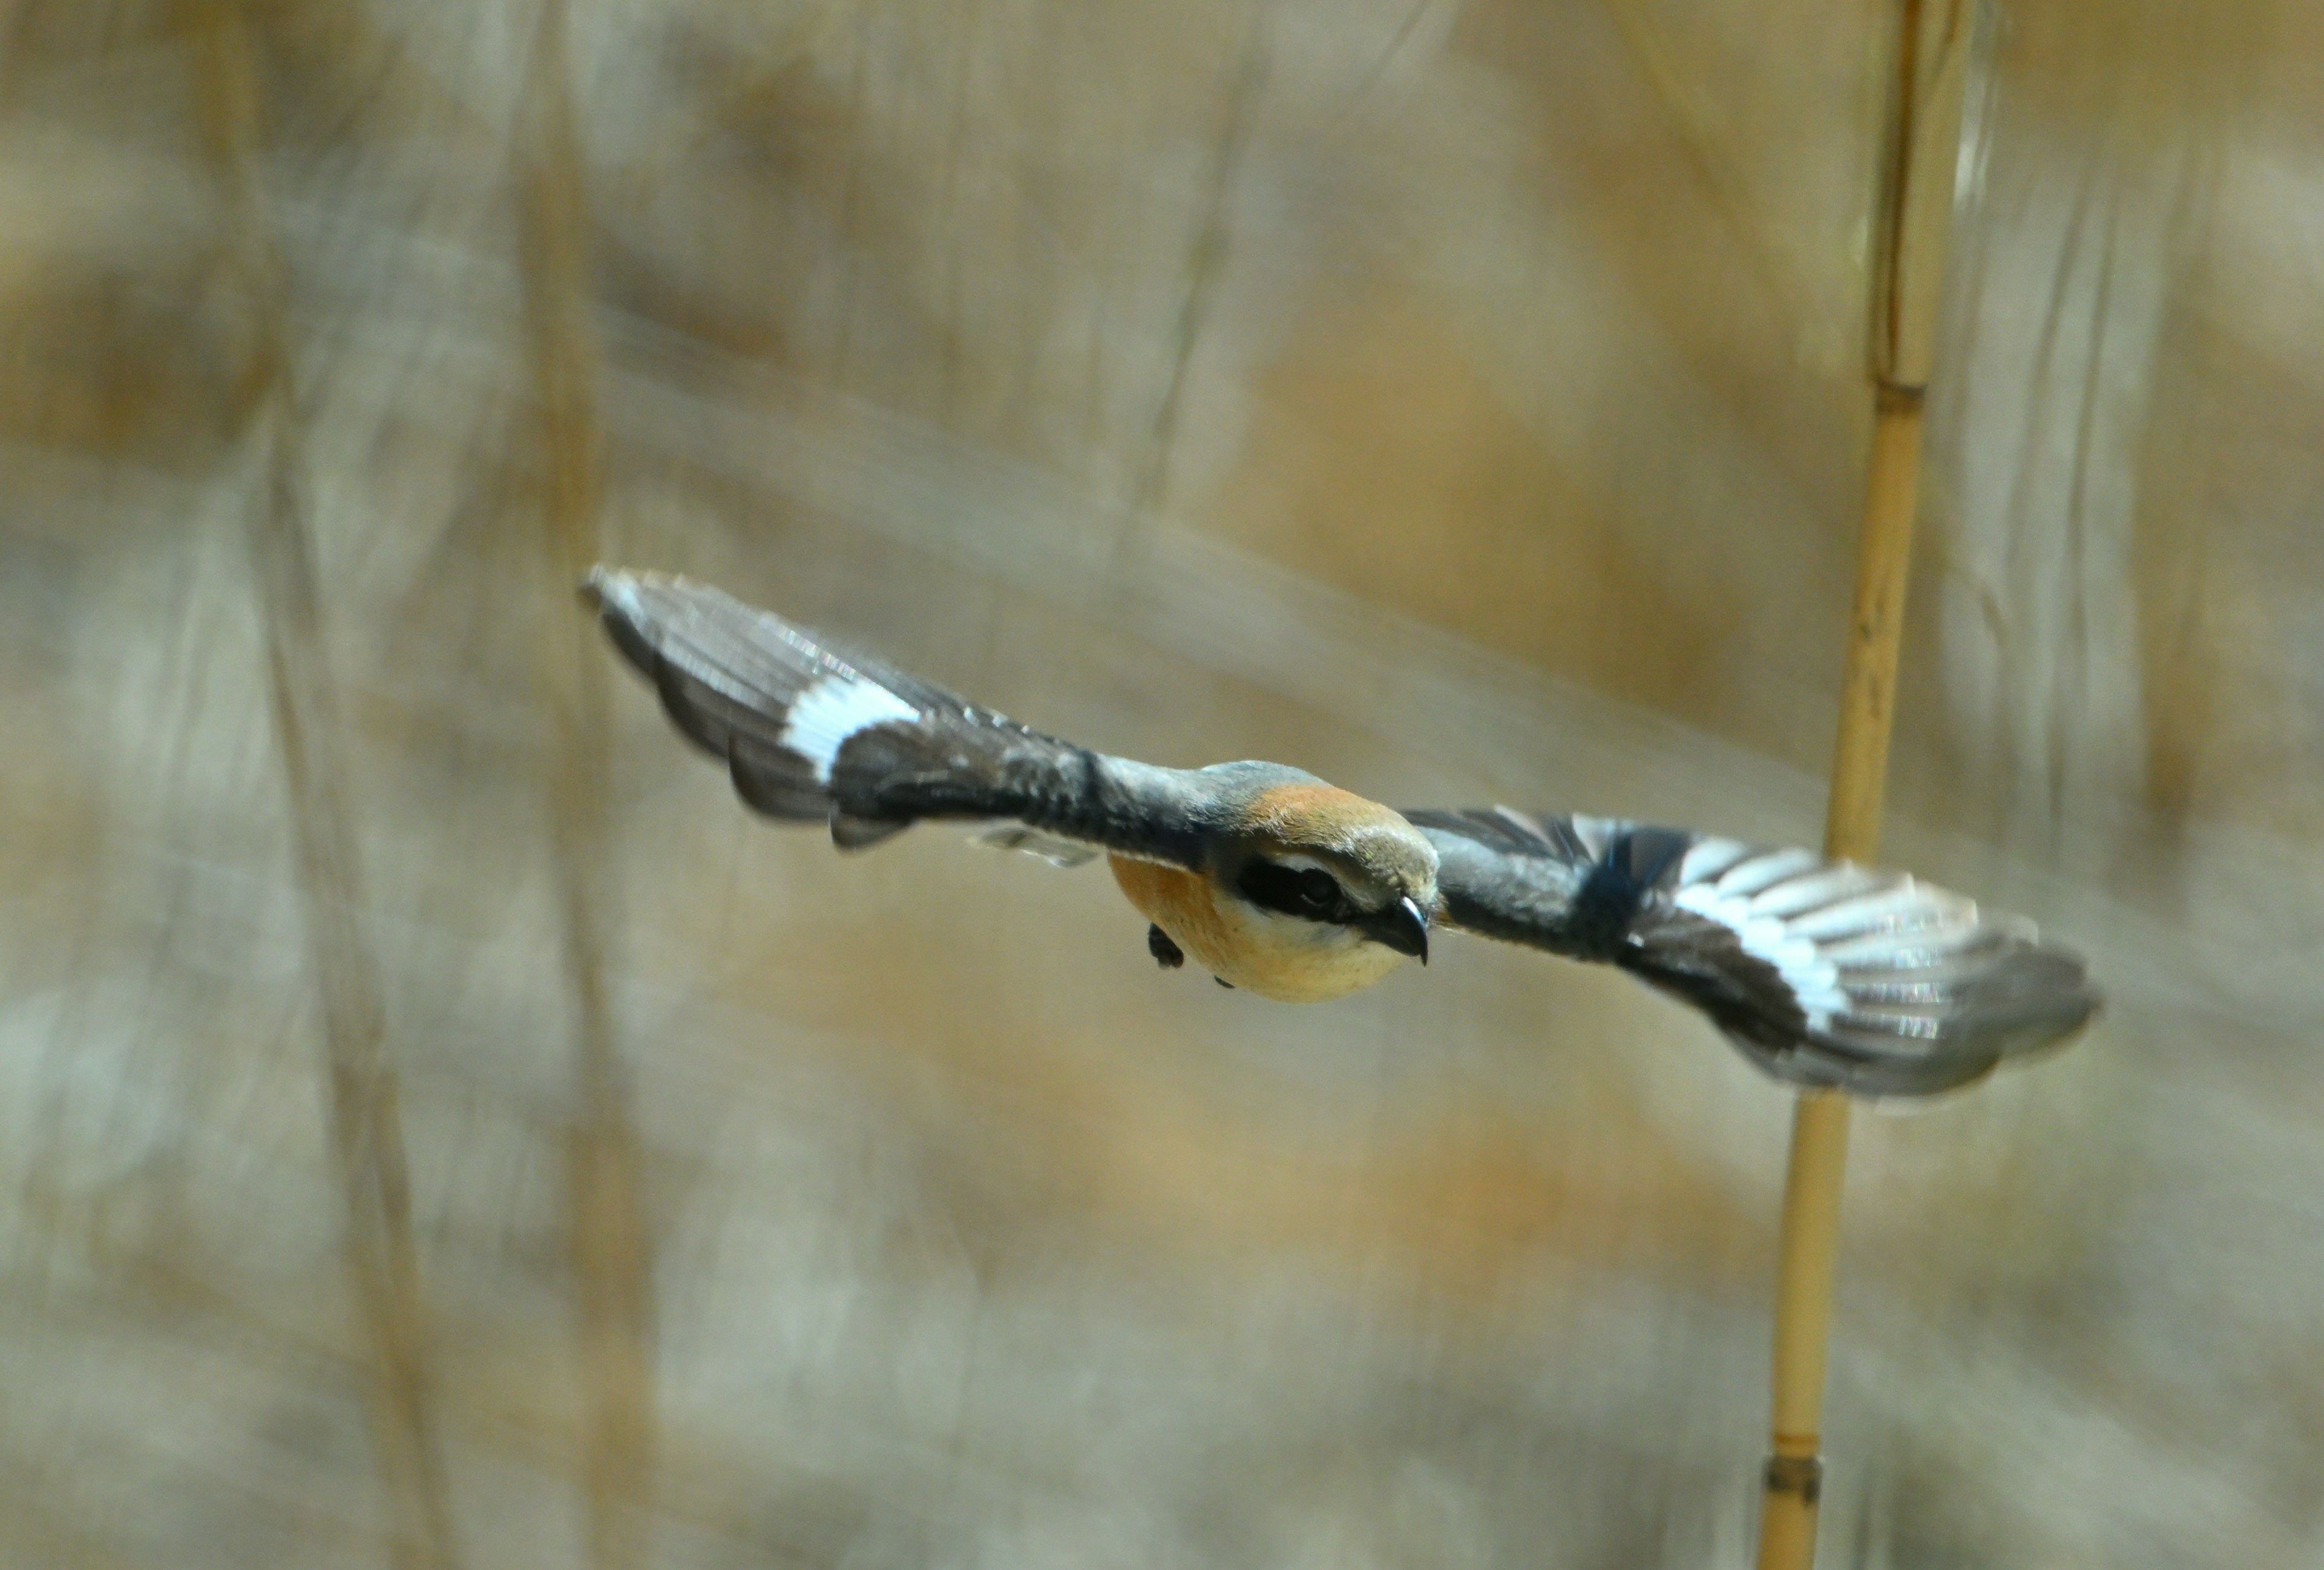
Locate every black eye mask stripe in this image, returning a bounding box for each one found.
[1236,860,1348,922]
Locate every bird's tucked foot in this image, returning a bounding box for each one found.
[1147,924,1184,969]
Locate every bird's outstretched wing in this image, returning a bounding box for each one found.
[585,569,1206,867]
[1406,807,2098,1097]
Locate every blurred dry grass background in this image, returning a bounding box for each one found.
[2,1,2322,1566]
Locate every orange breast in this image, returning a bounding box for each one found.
[1108,853,1401,1002]
[1109,855,1233,969]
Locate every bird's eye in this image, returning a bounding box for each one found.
[1238,860,1345,919]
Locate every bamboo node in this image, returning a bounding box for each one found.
[1873,379,1926,414]
[1762,1454,1824,1503]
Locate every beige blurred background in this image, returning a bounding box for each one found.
[3,1,2322,1566]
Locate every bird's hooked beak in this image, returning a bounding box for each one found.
[1362,896,1430,964]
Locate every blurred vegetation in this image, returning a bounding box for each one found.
[1,1,2321,1567]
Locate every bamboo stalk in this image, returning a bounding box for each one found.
[193,9,461,1570]
[1753,4,1976,1567]
[512,5,657,1567]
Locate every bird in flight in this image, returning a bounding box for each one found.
[583,568,2096,1099]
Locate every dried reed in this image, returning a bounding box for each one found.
[512,5,658,1567]
[193,6,462,1569]
[1754,4,1978,1568]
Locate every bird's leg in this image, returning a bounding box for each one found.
[1147,924,1184,969]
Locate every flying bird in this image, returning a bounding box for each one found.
[583,568,2097,1098]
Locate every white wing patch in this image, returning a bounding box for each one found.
[1672,849,1858,1028]
[1669,844,2002,1035]
[1678,837,1753,884]
[779,674,921,782]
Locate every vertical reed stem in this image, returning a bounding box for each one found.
[1754,3,1974,1565]
[513,5,656,1566]
[194,8,460,1569]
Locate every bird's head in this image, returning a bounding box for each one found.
[1180,770,1438,1000]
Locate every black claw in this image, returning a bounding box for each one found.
[1147,924,1184,969]
[1214,976,1234,989]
